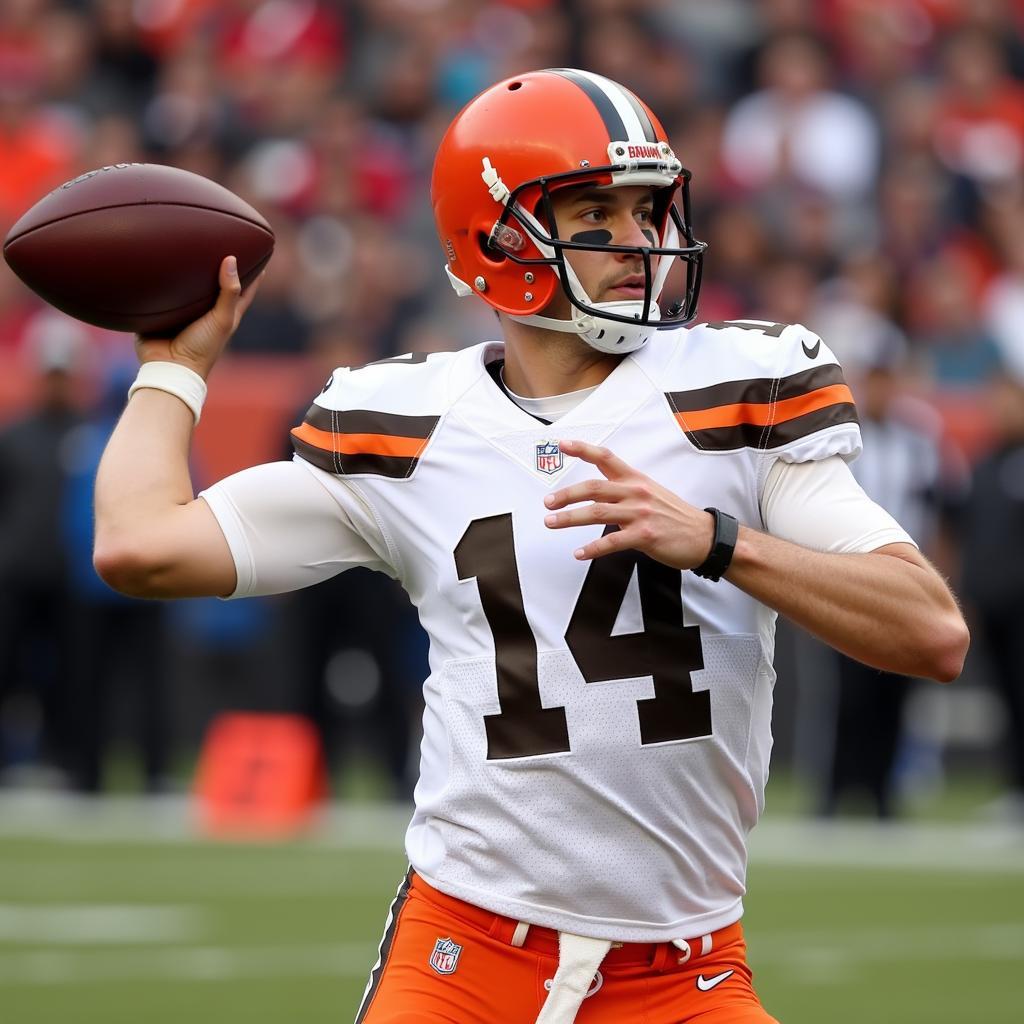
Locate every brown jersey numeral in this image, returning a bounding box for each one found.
[455,514,571,759]
[455,517,711,760]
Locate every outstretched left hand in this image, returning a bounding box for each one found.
[543,439,718,568]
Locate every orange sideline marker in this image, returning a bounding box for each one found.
[193,713,328,838]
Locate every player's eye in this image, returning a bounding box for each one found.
[580,208,606,223]
[636,208,654,224]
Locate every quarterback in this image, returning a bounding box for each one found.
[94,70,969,1024]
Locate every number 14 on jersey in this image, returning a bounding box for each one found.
[455,514,712,760]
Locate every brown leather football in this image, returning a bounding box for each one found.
[3,163,274,334]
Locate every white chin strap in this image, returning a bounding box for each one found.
[509,206,678,355]
[512,298,660,354]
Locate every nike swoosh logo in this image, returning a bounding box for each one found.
[696,970,734,991]
[802,338,821,359]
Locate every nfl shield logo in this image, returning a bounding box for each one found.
[429,937,462,975]
[536,440,563,475]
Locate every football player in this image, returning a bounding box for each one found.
[94,69,969,1024]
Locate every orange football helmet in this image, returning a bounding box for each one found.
[431,68,706,353]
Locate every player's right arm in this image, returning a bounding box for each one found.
[94,256,256,598]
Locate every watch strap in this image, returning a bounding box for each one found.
[692,507,738,582]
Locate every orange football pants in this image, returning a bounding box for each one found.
[355,872,780,1024]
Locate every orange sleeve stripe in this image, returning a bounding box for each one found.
[291,421,429,459]
[675,383,855,431]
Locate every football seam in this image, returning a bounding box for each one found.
[3,202,274,248]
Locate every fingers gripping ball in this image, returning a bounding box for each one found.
[3,163,274,334]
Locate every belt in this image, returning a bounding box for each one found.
[409,872,743,969]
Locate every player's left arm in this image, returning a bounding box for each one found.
[543,439,969,683]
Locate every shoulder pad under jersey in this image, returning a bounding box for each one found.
[661,320,861,462]
[291,350,456,479]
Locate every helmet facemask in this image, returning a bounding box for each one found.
[483,161,706,354]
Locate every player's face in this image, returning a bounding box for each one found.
[546,185,658,312]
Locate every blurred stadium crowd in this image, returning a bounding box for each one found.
[0,0,1023,820]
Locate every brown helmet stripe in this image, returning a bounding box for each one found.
[547,68,627,142]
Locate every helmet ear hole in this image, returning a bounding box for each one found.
[478,231,507,264]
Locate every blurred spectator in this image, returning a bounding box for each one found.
[721,30,880,200]
[812,252,909,381]
[142,37,241,161]
[280,325,426,797]
[698,203,769,320]
[933,27,1024,208]
[61,361,170,793]
[954,0,1024,80]
[0,39,82,228]
[907,248,1003,387]
[0,322,85,783]
[35,5,94,105]
[579,10,698,126]
[88,0,161,118]
[754,254,818,325]
[829,0,934,100]
[0,262,39,351]
[958,369,1024,822]
[880,77,940,163]
[225,213,312,353]
[286,564,424,799]
[303,96,416,221]
[876,155,954,277]
[981,192,1024,380]
[817,335,945,818]
[725,0,823,99]
[216,0,346,134]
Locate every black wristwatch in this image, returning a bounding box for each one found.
[691,508,739,582]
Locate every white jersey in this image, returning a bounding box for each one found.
[213,321,863,942]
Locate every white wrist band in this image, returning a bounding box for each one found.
[127,362,208,425]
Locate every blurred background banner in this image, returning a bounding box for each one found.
[0,2,1022,1023]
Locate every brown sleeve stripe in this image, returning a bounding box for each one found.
[290,405,440,477]
[291,421,430,459]
[678,403,859,452]
[666,365,858,452]
[301,404,439,439]
[668,363,847,412]
[291,433,418,478]
[676,382,854,432]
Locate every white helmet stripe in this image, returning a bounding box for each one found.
[619,86,659,143]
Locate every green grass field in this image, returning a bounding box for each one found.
[0,798,1021,1024]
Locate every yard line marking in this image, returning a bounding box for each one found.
[0,943,374,985]
[0,794,1021,872]
[0,859,396,896]
[748,820,1024,873]
[0,904,204,945]
[747,922,1024,961]
[0,794,410,848]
